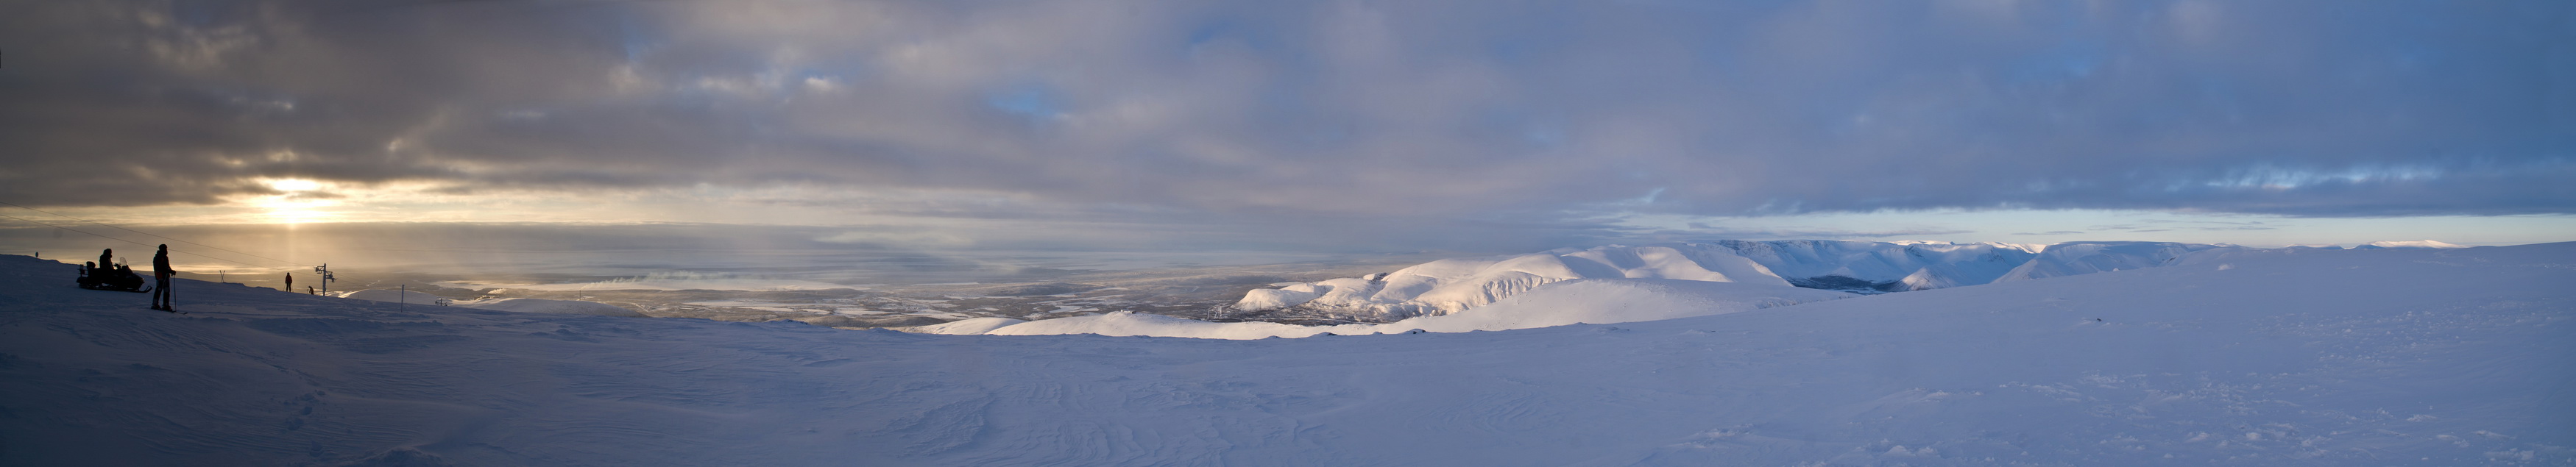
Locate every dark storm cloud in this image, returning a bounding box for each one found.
[1,0,2568,222]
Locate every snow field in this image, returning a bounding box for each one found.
[0,243,2566,466]
[337,289,647,317]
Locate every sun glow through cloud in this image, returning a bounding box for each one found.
[251,178,339,224]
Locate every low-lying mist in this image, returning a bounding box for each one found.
[2,222,1454,328]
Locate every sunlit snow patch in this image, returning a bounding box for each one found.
[2357,240,2470,249]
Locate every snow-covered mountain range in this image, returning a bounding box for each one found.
[1235,243,1787,318]
[1231,239,2475,321]
[1711,240,2043,290]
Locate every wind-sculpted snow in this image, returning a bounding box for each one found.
[1234,243,1786,318]
[2,243,2570,466]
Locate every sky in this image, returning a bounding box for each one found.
[1,0,2572,268]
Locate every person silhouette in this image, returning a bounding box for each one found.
[285,273,294,293]
[150,245,174,312]
[98,248,113,269]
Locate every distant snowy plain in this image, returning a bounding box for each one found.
[0,242,2567,465]
[318,240,2463,336]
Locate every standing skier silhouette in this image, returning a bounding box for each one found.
[150,245,174,312]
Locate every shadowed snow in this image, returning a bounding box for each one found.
[0,243,2568,465]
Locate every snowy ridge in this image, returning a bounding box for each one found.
[1235,243,1786,318]
[1,245,2566,465]
[1992,241,2226,282]
[1710,240,2042,291]
[983,279,1855,339]
[2357,240,2471,249]
[1232,239,2471,329]
[1236,240,2139,318]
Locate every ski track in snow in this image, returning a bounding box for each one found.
[1,245,2572,466]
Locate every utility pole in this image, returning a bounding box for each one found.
[313,264,336,294]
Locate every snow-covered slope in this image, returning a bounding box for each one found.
[896,316,1029,335]
[1236,243,1787,318]
[1992,240,2226,282]
[1237,240,2076,320]
[1711,240,2042,291]
[1364,279,1853,334]
[338,288,645,317]
[2357,240,2471,249]
[333,288,449,304]
[1,244,2570,465]
[451,297,647,317]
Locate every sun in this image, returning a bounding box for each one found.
[251,178,340,224]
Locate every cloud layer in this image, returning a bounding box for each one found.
[1,0,2567,227]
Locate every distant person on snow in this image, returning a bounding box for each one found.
[98,248,113,269]
[150,245,174,312]
[285,273,293,293]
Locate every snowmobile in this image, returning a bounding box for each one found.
[77,263,152,293]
